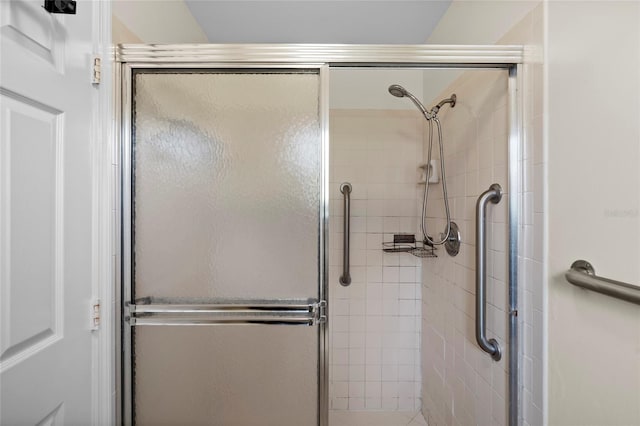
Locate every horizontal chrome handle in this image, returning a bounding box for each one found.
[126,299,326,326]
[565,260,640,305]
[129,317,316,326]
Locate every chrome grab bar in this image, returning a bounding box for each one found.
[339,183,352,286]
[476,183,503,361]
[126,299,326,326]
[566,260,640,305]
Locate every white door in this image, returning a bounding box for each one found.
[1,0,101,423]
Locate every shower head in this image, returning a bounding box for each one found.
[387,84,430,118]
[388,84,408,98]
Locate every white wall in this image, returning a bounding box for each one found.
[330,70,424,111]
[112,0,207,43]
[422,0,541,107]
[546,1,640,424]
[427,1,539,45]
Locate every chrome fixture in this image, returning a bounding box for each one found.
[389,84,458,120]
[388,84,458,251]
[388,84,431,118]
[127,299,326,326]
[566,260,640,305]
[443,221,461,256]
[339,182,352,286]
[476,184,503,361]
[387,85,456,119]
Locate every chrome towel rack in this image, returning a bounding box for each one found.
[565,260,640,305]
[339,182,352,286]
[476,183,503,361]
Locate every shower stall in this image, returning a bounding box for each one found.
[116,45,525,426]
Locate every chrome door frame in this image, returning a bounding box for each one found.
[115,44,525,426]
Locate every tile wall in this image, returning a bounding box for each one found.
[419,68,511,426]
[419,5,544,426]
[329,109,424,412]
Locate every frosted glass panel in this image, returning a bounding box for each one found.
[134,326,318,425]
[132,71,321,300]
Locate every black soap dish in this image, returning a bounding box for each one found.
[382,234,437,258]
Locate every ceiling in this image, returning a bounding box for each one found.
[185,1,452,44]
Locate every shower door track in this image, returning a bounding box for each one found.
[115,44,524,426]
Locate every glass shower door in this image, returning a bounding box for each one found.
[123,69,326,425]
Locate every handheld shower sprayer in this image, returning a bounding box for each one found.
[388,84,431,119]
[388,84,459,251]
[387,85,456,118]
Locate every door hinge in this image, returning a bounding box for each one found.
[91,56,101,85]
[90,298,101,331]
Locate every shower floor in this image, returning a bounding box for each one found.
[329,411,427,426]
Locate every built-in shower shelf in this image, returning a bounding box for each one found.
[382,234,437,258]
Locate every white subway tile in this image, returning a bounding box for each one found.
[332,398,348,410]
[350,282,366,298]
[383,252,400,266]
[382,347,399,365]
[381,364,399,381]
[352,234,367,252]
[351,249,367,266]
[366,216,383,232]
[349,299,366,316]
[349,398,365,410]
[334,332,349,349]
[351,266,366,283]
[382,299,399,316]
[333,348,348,365]
[366,249,383,266]
[333,299,349,316]
[366,365,382,381]
[333,381,349,398]
[398,381,415,399]
[398,283,417,299]
[366,265,383,283]
[350,332,366,349]
[365,397,382,410]
[365,347,382,365]
[382,283,399,300]
[366,282,383,299]
[381,397,399,410]
[383,266,400,282]
[383,216,400,233]
[366,298,383,315]
[398,365,414,381]
[366,332,383,348]
[399,267,417,283]
[349,316,366,333]
[349,366,366,385]
[349,382,365,398]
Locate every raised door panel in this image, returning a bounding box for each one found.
[0,0,64,70]
[0,90,63,370]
